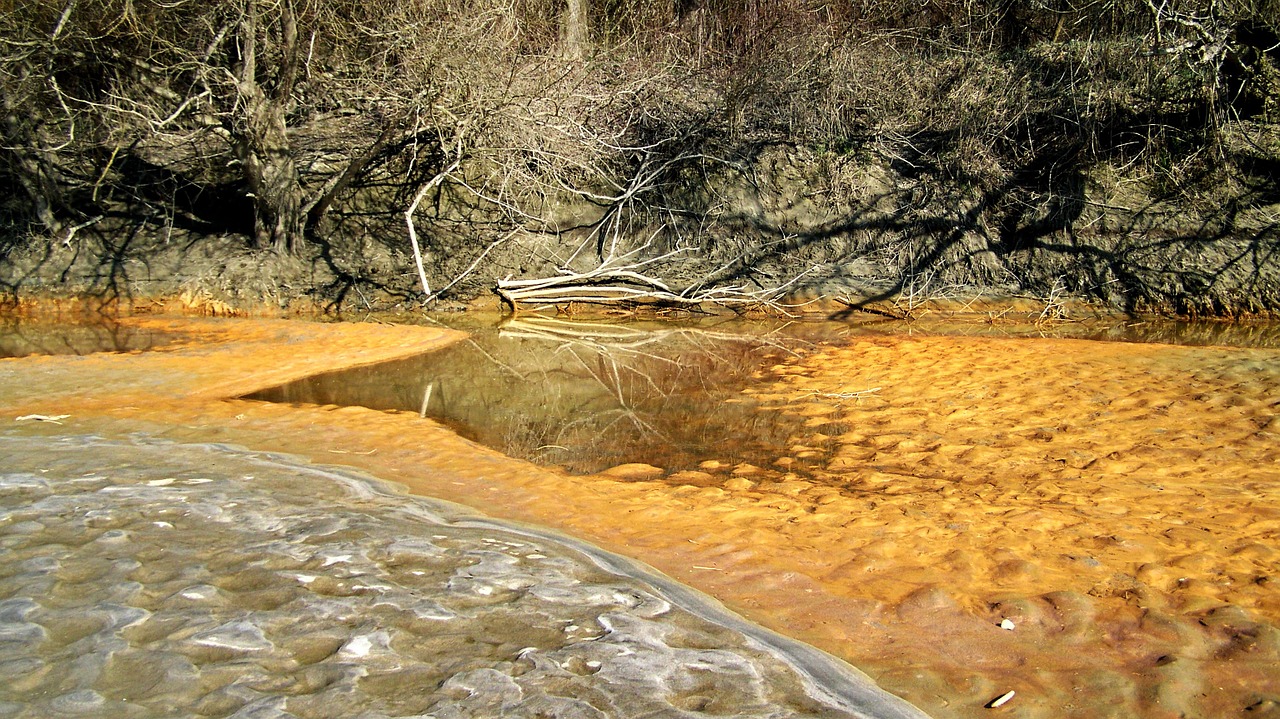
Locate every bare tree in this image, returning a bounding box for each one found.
[0,0,453,253]
[231,0,305,252]
[3,0,1275,315]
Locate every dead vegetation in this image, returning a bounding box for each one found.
[1,0,1277,316]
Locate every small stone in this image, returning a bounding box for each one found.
[1054,449,1098,469]
[999,619,1015,630]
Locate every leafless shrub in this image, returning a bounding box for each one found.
[3,0,1276,313]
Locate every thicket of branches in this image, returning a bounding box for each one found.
[2,0,1277,312]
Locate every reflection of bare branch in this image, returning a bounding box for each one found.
[498,315,805,357]
[574,344,666,401]
[501,317,827,466]
[501,316,667,343]
[560,403,664,443]
[460,337,526,381]
[418,382,434,418]
[493,317,809,464]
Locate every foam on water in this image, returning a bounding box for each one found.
[0,433,928,719]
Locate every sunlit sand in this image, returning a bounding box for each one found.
[2,313,1276,718]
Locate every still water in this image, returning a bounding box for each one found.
[246,314,1280,478]
[248,315,825,475]
[0,317,173,358]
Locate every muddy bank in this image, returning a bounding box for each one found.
[1,314,1278,718]
[3,145,1278,321]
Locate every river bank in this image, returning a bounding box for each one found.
[1,311,1278,718]
[4,135,1278,322]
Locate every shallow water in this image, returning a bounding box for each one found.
[246,314,1280,478]
[5,312,1279,719]
[0,433,926,719]
[247,315,823,475]
[0,317,172,358]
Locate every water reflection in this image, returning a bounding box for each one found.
[0,317,172,357]
[249,316,827,475]
[247,313,1280,477]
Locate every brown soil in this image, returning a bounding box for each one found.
[2,312,1277,719]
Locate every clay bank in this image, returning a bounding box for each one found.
[1,311,1278,719]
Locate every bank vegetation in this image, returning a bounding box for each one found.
[2,0,1278,316]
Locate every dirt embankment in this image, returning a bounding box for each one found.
[5,1,1276,319]
[4,144,1278,321]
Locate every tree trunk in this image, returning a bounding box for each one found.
[236,91,304,253]
[234,0,305,254]
[4,92,64,237]
[564,0,589,59]
[6,147,64,237]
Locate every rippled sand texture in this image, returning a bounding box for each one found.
[0,435,925,719]
[2,314,1278,719]
[731,334,1280,718]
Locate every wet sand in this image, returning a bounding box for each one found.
[730,332,1280,718]
[1,314,1278,718]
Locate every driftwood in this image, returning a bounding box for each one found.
[494,245,814,314]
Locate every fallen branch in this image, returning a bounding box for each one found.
[495,250,817,316]
[803,388,882,400]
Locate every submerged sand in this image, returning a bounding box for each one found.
[0,434,923,719]
[1,313,1277,718]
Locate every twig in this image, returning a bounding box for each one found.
[428,230,517,302]
[802,388,882,400]
[404,154,461,297]
[1034,277,1070,325]
[61,215,103,246]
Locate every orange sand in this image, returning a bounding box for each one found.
[2,314,1277,719]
